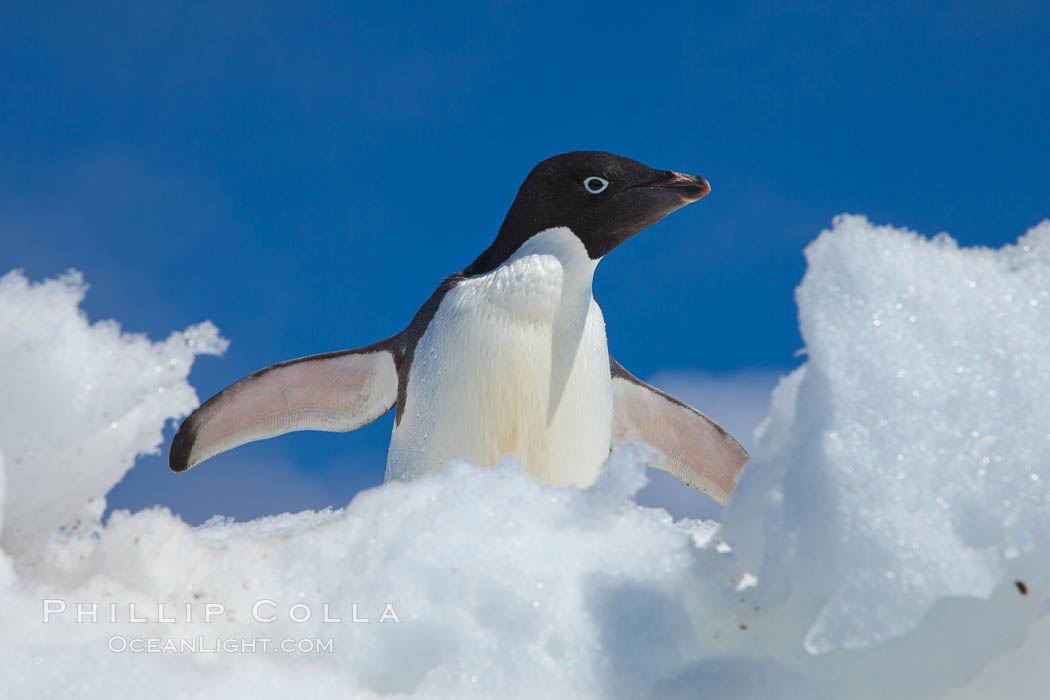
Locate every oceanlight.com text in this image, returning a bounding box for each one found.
[107,636,335,654]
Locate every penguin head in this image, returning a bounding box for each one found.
[467,151,709,273]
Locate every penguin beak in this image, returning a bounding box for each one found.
[640,171,711,202]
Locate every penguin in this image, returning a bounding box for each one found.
[170,151,748,504]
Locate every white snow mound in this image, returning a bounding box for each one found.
[1,216,1049,699]
[0,270,227,558]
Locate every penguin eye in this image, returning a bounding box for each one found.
[583,176,609,194]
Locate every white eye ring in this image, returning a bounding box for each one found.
[583,176,609,194]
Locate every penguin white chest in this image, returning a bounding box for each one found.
[386,228,613,486]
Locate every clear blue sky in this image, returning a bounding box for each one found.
[3,1,1048,520]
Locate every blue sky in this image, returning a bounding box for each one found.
[3,1,1048,522]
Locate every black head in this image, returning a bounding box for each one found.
[464,151,710,274]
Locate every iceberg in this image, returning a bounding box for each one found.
[1,215,1048,698]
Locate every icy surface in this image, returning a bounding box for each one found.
[0,271,227,560]
[726,215,1050,655]
[2,216,1049,698]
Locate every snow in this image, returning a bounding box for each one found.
[0,270,227,561]
[2,215,1049,698]
[726,216,1050,655]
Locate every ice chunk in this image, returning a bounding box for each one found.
[725,216,1050,656]
[0,270,227,560]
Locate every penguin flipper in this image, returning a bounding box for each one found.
[610,358,748,505]
[169,340,400,473]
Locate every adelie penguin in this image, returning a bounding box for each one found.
[170,151,748,504]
